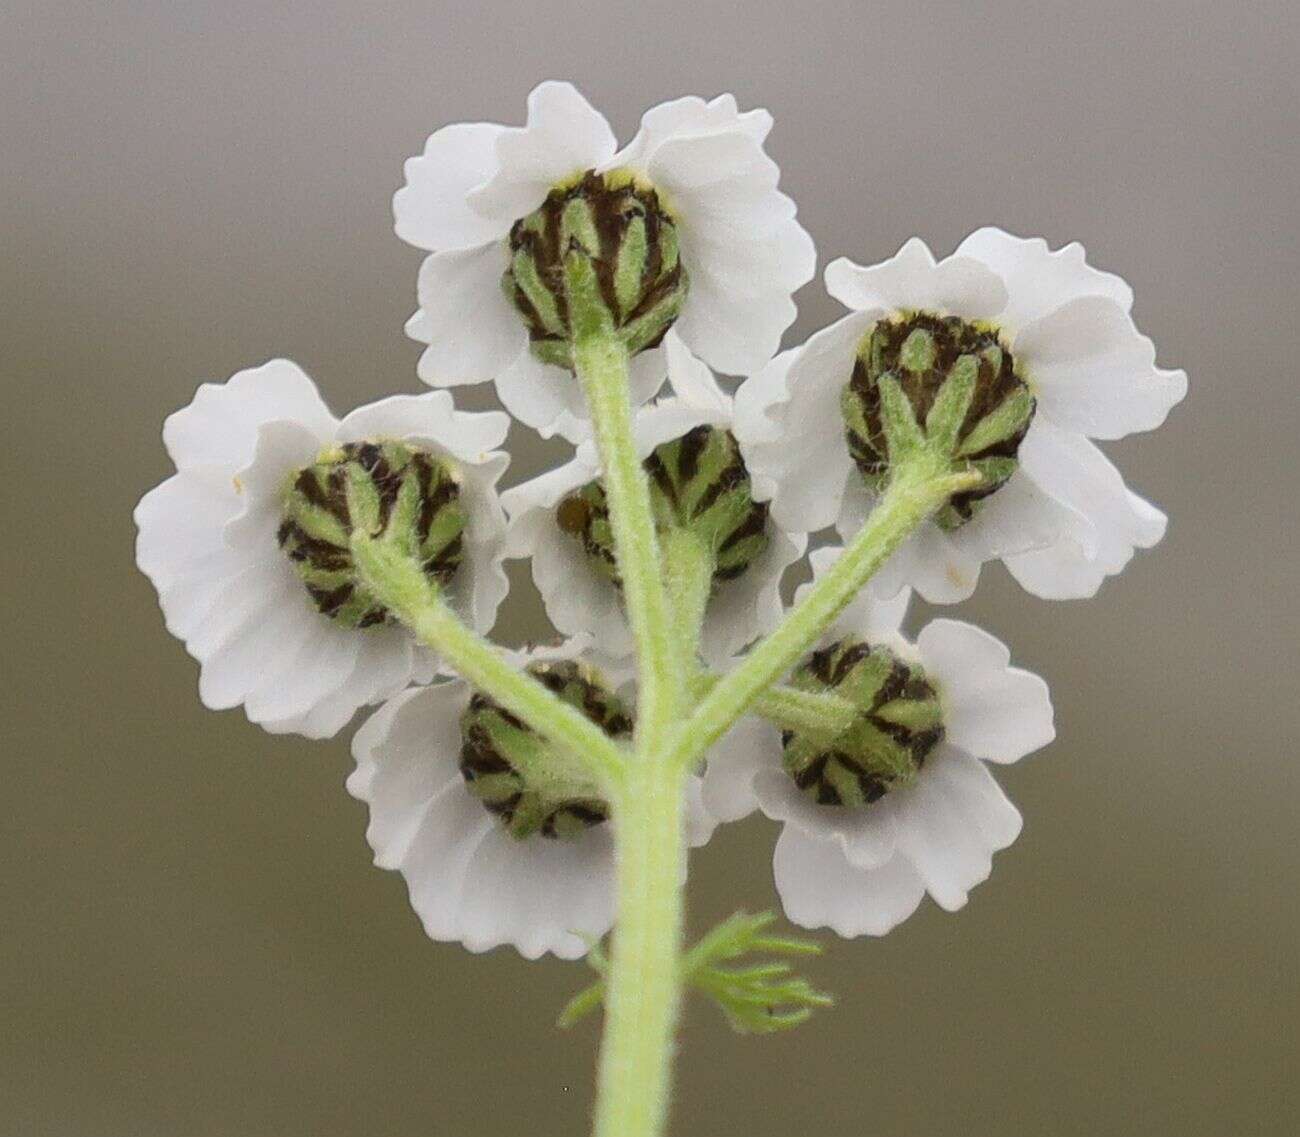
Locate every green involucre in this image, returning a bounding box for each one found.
[557,425,769,590]
[278,440,465,628]
[783,637,944,807]
[459,660,633,840]
[503,170,689,369]
[841,311,1035,529]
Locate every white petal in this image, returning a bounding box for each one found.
[955,227,1135,330]
[646,128,814,374]
[455,823,616,959]
[891,747,1022,911]
[863,515,987,605]
[494,349,585,438]
[337,390,510,460]
[682,776,721,848]
[1007,420,1169,599]
[502,452,634,656]
[740,312,872,533]
[663,331,731,415]
[753,768,898,870]
[161,359,336,473]
[1017,296,1188,439]
[393,122,511,251]
[824,239,1008,320]
[348,684,466,865]
[469,81,616,224]
[135,468,249,639]
[700,714,783,823]
[773,827,926,938]
[844,467,1079,606]
[611,93,772,170]
[412,244,524,386]
[732,348,796,449]
[916,620,1055,763]
[798,544,912,642]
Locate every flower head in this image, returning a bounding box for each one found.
[395,82,815,440]
[348,639,717,959]
[703,547,1055,937]
[134,360,510,737]
[503,337,805,663]
[736,228,1187,601]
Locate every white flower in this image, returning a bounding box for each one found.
[703,547,1055,937]
[736,228,1187,602]
[347,639,718,959]
[502,335,805,664]
[395,81,815,440]
[134,359,510,738]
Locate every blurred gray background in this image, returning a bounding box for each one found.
[4,1,1297,1133]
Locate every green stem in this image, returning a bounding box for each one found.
[692,673,857,742]
[572,329,681,749]
[660,527,714,679]
[350,535,626,783]
[593,761,688,1137]
[666,463,982,774]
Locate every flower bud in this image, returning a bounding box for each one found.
[278,441,466,628]
[783,638,944,808]
[841,313,1036,529]
[503,170,690,368]
[459,660,632,839]
[557,425,770,588]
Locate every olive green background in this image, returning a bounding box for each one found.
[4,1,1297,1134]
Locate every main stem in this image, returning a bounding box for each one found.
[570,324,687,1137]
[594,760,687,1137]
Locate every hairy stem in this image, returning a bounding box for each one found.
[350,535,626,783]
[569,270,681,751]
[692,673,857,742]
[661,527,714,679]
[593,760,688,1137]
[666,463,982,773]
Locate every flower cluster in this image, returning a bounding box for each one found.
[136,81,1185,967]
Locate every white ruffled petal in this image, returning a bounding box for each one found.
[456,823,617,960]
[502,452,634,656]
[862,510,987,605]
[842,465,1082,605]
[393,122,510,251]
[798,544,911,643]
[700,714,783,823]
[611,93,772,169]
[890,747,1023,911]
[1017,296,1188,440]
[643,128,813,374]
[348,684,465,864]
[336,391,509,460]
[954,227,1134,330]
[350,680,619,959]
[773,827,926,938]
[916,620,1055,763]
[412,244,524,386]
[738,311,872,533]
[135,468,250,639]
[469,81,617,224]
[1006,420,1169,599]
[824,239,1008,320]
[161,359,337,473]
[664,331,731,415]
[753,768,898,870]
